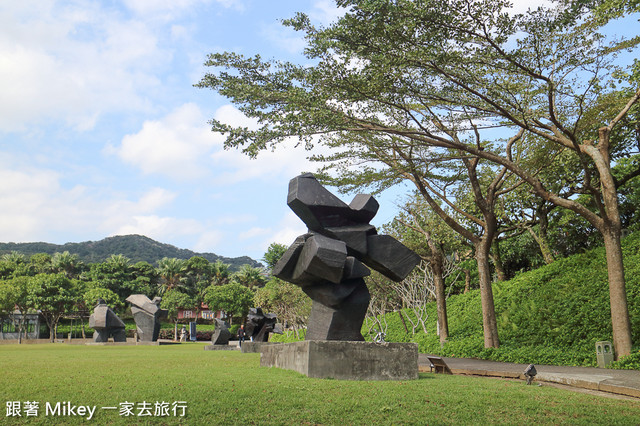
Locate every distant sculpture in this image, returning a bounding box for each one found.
[245,307,282,342]
[126,294,168,342]
[211,318,231,345]
[274,174,420,341]
[89,299,127,342]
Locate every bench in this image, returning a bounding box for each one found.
[427,356,452,374]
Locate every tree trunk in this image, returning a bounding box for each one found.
[174,321,178,341]
[476,240,500,348]
[397,310,409,334]
[464,269,471,293]
[491,239,507,281]
[528,227,554,264]
[602,227,633,359]
[431,260,449,344]
[18,317,24,344]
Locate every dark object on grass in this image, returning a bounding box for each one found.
[524,364,537,385]
[245,308,282,342]
[126,294,168,342]
[274,174,420,341]
[89,299,127,342]
[211,319,231,345]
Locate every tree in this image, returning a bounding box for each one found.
[254,278,310,338]
[231,264,266,289]
[262,243,288,270]
[157,257,187,295]
[29,253,52,275]
[198,0,640,357]
[51,251,84,279]
[204,283,254,324]
[184,256,214,322]
[390,197,466,343]
[161,289,194,341]
[85,254,145,304]
[210,260,231,286]
[27,273,77,342]
[0,276,32,343]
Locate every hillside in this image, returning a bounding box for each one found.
[371,231,640,367]
[0,234,261,270]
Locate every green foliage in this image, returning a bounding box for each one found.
[608,350,640,370]
[254,277,310,331]
[161,289,195,322]
[376,231,640,368]
[83,287,124,312]
[204,282,254,322]
[27,273,78,341]
[262,242,287,270]
[231,264,266,289]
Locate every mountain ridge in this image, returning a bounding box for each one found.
[0,234,262,270]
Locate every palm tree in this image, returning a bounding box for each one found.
[156,258,187,295]
[210,260,231,286]
[52,251,83,278]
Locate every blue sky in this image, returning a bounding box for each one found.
[0,0,636,262]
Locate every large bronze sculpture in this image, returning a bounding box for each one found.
[273,174,420,341]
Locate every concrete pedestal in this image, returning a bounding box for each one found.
[241,341,281,353]
[204,344,239,351]
[260,340,418,380]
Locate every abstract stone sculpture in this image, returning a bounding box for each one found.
[89,299,127,342]
[211,318,231,345]
[126,294,168,342]
[245,307,283,342]
[274,173,420,341]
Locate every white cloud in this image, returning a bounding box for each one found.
[115,103,321,183]
[0,155,186,243]
[0,2,173,133]
[116,103,219,180]
[310,0,346,25]
[112,215,204,241]
[192,230,226,253]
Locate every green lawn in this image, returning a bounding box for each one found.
[1,343,639,425]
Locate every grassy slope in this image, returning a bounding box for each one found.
[377,231,640,367]
[2,343,640,425]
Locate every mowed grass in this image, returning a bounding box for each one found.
[1,344,639,425]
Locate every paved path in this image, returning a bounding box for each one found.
[418,354,640,399]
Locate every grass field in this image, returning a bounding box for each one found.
[1,343,639,425]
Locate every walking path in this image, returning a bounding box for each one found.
[418,354,640,399]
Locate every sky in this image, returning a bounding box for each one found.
[0,0,635,263]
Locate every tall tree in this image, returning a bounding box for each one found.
[0,276,32,343]
[204,282,254,325]
[51,251,84,279]
[198,0,640,357]
[27,273,77,342]
[231,264,267,290]
[184,256,213,321]
[161,289,195,341]
[156,257,187,295]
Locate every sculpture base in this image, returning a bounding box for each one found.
[204,344,239,351]
[260,340,418,381]
[241,341,281,353]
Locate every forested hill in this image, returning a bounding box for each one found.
[0,234,261,270]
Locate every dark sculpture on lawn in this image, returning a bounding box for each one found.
[273,173,420,341]
[126,294,168,342]
[89,299,127,342]
[211,318,231,345]
[245,307,283,342]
